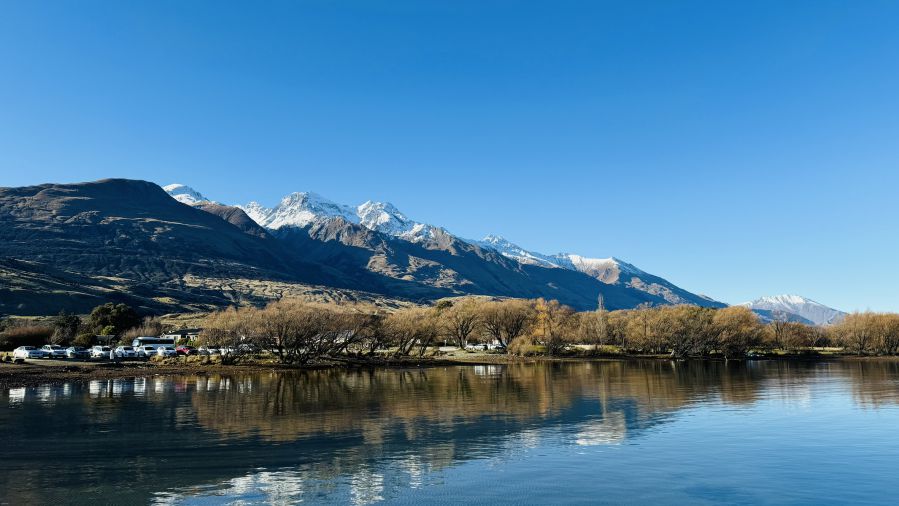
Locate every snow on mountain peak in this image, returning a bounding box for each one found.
[477,235,560,267]
[756,294,813,306]
[740,294,846,325]
[357,200,408,230]
[233,192,437,241]
[553,254,641,284]
[356,200,436,241]
[163,184,210,206]
[240,201,272,225]
[250,192,358,230]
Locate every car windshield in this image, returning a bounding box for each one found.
[122,347,133,351]
[23,346,35,350]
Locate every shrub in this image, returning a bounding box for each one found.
[0,325,54,350]
[73,333,95,347]
[508,336,541,357]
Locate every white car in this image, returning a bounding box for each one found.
[13,346,45,359]
[197,346,220,355]
[137,345,158,358]
[156,346,178,358]
[65,346,91,359]
[114,346,138,359]
[90,345,112,358]
[41,344,68,359]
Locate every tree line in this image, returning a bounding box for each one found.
[4,298,899,361]
[197,297,899,363]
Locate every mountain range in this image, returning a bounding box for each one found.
[176,182,724,308]
[0,178,844,321]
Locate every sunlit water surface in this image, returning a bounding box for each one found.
[3,360,899,505]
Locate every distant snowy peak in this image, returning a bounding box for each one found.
[477,235,560,268]
[356,200,436,241]
[241,192,357,230]
[740,295,846,326]
[475,236,643,283]
[476,235,721,307]
[236,192,436,242]
[551,254,643,284]
[163,184,211,206]
[239,201,272,225]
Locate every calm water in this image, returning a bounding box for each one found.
[2,360,899,505]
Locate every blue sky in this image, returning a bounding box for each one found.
[2,1,898,311]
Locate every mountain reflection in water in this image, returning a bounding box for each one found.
[3,360,899,505]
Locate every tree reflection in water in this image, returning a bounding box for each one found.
[2,360,899,504]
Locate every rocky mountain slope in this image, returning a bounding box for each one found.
[219,184,723,309]
[0,180,379,314]
[0,178,726,315]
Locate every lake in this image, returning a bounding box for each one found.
[2,360,899,505]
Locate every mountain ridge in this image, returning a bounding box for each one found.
[740,294,846,326]
[175,185,724,309]
[0,178,751,315]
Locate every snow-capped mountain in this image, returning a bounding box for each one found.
[477,235,559,268]
[552,254,641,285]
[475,235,723,307]
[740,295,846,326]
[163,184,211,206]
[356,200,437,241]
[476,235,639,283]
[236,193,437,242]
[162,182,723,309]
[241,192,357,230]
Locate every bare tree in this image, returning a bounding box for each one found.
[441,299,481,348]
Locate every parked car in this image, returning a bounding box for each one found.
[13,346,45,359]
[137,345,158,358]
[65,346,91,359]
[41,344,68,359]
[114,346,137,359]
[156,346,178,358]
[197,346,220,355]
[175,345,196,356]
[90,345,112,358]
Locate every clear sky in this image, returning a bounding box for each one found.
[2,1,898,312]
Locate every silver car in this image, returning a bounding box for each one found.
[137,345,158,358]
[114,346,138,359]
[41,344,67,359]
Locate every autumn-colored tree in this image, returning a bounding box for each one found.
[833,312,877,356]
[532,298,575,356]
[712,306,762,358]
[441,298,481,348]
[385,306,439,357]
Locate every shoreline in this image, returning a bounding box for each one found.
[1,352,893,389]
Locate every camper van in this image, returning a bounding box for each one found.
[131,337,176,357]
